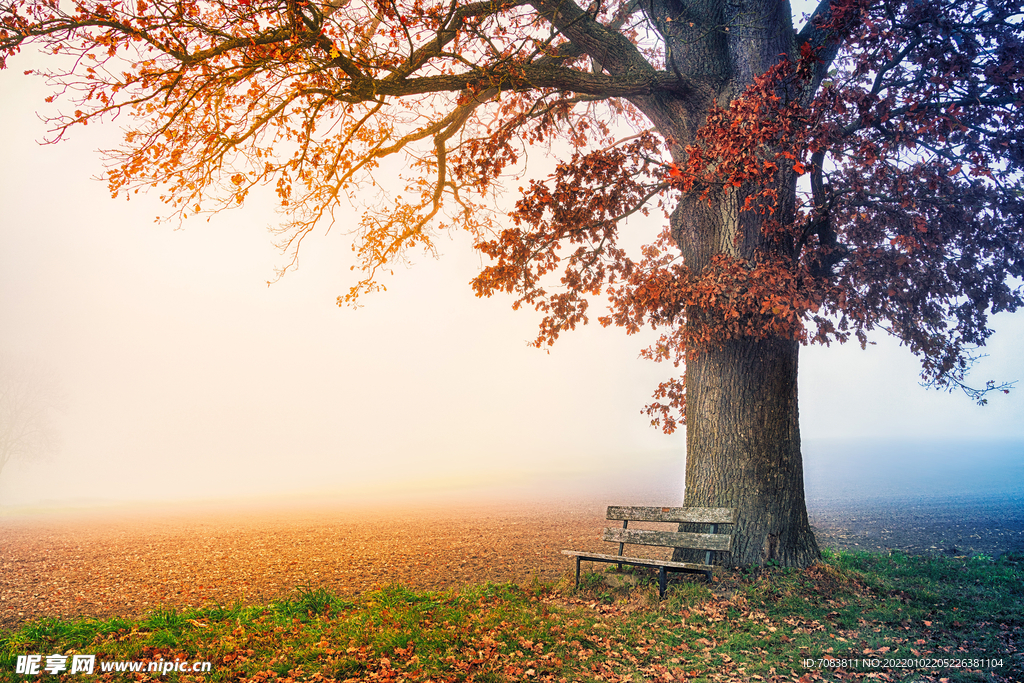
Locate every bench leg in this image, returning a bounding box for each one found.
[575,557,581,588]
[704,523,719,567]
[658,567,667,600]
[618,520,627,572]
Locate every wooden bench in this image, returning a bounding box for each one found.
[562,506,737,599]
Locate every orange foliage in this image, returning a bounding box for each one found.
[3,0,1022,431]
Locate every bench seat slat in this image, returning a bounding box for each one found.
[561,550,713,574]
[606,506,737,524]
[602,527,732,552]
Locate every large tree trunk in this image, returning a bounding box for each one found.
[678,337,820,567]
[631,0,821,568]
[667,185,822,568]
[663,166,822,568]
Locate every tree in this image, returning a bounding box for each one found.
[0,355,64,494]
[2,0,1021,565]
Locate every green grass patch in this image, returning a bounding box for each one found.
[1,551,1021,682]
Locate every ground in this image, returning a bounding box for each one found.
[2,493,1023,631]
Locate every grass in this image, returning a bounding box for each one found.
[1,550,1021,682]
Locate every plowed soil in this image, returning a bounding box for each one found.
[3,494,1023,631]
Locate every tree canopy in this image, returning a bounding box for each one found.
[4,0,1019,428]
[2,0,1020,431]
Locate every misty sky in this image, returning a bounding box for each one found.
[1,3,1022,510]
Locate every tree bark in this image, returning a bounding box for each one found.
[677,337,820,567]
[628,1,822,568]
[661,126,820,568]
[662,178,822,568]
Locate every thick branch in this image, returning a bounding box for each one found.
[796,0,860,98]
[528,0,685,88]
[360,65,685,99]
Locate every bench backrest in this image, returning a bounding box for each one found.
[603,506,737,558]
[607,506,736,525]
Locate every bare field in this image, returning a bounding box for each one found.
[0,499,611,630]
[3,493,1023,630]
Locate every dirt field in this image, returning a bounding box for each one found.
[3,493,1023,631]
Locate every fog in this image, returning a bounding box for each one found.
[2,12,1023,516]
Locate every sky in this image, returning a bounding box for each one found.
[1,4,1022,511]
